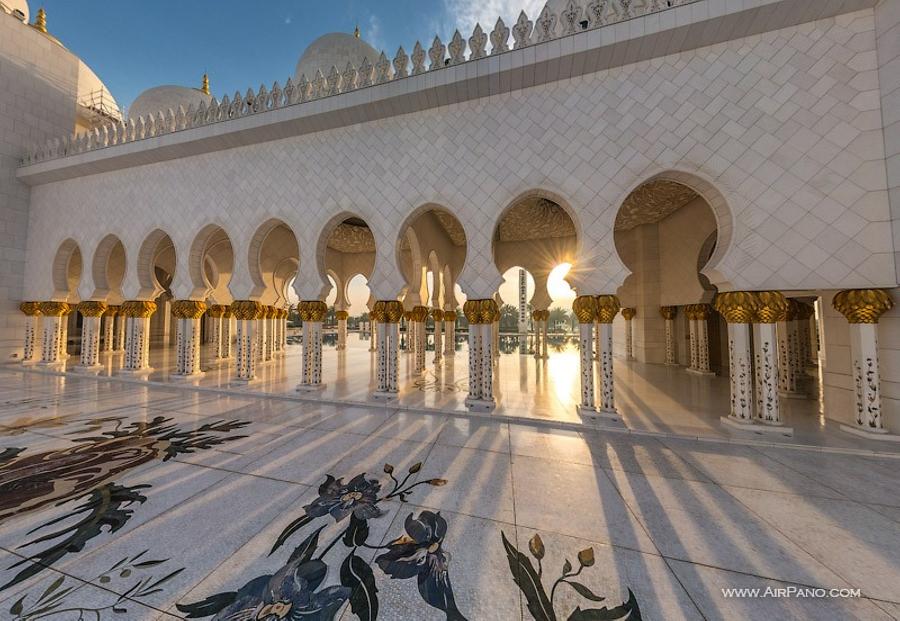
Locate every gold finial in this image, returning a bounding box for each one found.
[354,24,360,38]
[32,7,47,33]
[200,73,210,95]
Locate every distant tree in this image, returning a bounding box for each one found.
[548,307,572,332]
[499,304,519,331]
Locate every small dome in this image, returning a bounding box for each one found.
[1,0,29,22]
[295,32,379,81]
[128,85,212,120]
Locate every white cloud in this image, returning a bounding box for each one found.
[441,0,548,38]
[284,16,292,25]
[366,14,386,52]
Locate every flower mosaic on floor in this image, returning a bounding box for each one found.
[178,462,466,620]
[501,532,642,621]
[8,552,184,620]
[0,415,250,590]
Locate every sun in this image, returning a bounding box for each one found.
[547,263,576,306]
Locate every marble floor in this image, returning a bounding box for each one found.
[0,371,898,620]
[23,335,900,456]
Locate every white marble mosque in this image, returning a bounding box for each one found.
[2,1,900,619]
[6,0,900,441]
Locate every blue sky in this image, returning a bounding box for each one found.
[37,0,547,113]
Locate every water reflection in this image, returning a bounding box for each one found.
[314,330,577,354]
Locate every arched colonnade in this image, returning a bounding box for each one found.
[17,173,895,439]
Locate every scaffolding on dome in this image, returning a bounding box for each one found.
[77,87,124,124]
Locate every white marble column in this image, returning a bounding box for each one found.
[464,300,496,410]
[39,302,67,365]
[172,300,206,377]
[596,296,620,417]
[686,304,714,375]
[19,302,41,364]
[622,308,635,361]
[492,318,500,359]
[413,306,427,374]
[101,310,115,353]
[531,310,541,359]
[373,301,401,398]
[443,312,456,356]
[541,314,549,359]
[207,307,224,361]
[687,309,699,370]
[59,308,72,360]
[222,310,233,359]
[336,310,348,351]
[77,301,107,370]
[660,306,677,365]
[120,300,156,373]
[777,300,804,397]
[575,295,597,415]
[432,309,443,363]
[298,301,326,391]
[715,293,757,425]
[231,301,261,382]
[833,289,896,437]
[114,314,126,351]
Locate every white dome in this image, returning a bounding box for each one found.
[295,32,379,81]
[129,85,212,121]
[1,0,29,22]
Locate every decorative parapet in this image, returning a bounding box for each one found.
[19,0,696,166]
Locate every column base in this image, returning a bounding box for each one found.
[38,360,65,369]
[232,376,258,384]
[778,390,807,400]
[720,416,793,436]
[465,397,495,412]
[211,356,233,365]
[685,368,716,377]
[665,362,680,367]
[297,383,327,392]
[171,371,206,381]
[840,424,900,442]
[71,364,103,374]
[372,390,398,401]
[576,404,620,422]
[21,359,40,366]
[118,367,153,377]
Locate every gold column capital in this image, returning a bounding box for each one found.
[431,308,444,321]
[444,310,457,322]
[595,295,621,323]
[572,295,598,323]
[833,289,893,324]
[714,291,757,323]
[39,301,70,317]
[206,304,226,318]
[335,310,349,321]
[620,307,636,321]
[659,305,678,320]
[463,299,485,324]
[19,301,42,316]
[411,305,429,322]
[103,305,120,317]
[77,301,108,317]
[120,300,157,318]
[303,300,328,322]
[231,300,264,320]
[754,291,788,323]
[171,300,207,319]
